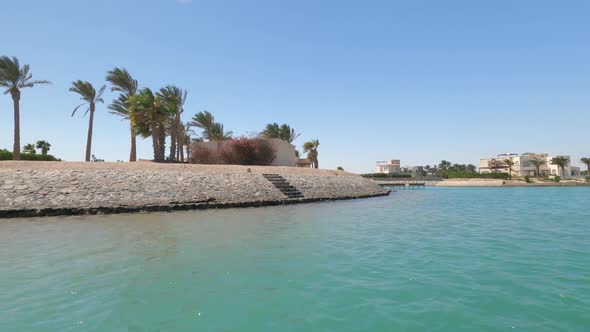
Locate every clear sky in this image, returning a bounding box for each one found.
[1,0,589,173]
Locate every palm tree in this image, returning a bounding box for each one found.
[581,157,590,176]
[551,156,569,178]
[35,140,51,155]
[158,86,187,161]
[303,139,320,169]
[0,56,51,160]
[180,121,196,161]
[260,123,300,143]
[503,159,516,180]
[22,143,36,154]
[106,67,138,161]
[211,123,233,140]
[530,156,546,179]
[69,81,106,162]
[190,111,216,141]
[280,124,300,143]
[128,88,170,161]
[261,123,281,139]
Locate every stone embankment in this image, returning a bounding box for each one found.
[0,161,389,218]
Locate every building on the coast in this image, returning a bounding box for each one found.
[479,153,581,177]
[402,165,424,175]
[193,138,298,167]
[375,160,401,174]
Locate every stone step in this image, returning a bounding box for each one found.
[262,174,304,199]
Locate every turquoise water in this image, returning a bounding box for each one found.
[1,187,589,331]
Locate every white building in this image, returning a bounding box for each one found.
[479,153,581,177]
[375,160,401,174]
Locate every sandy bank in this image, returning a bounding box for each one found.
[0,161,389,218]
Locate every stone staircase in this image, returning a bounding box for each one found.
[262,174,304,199]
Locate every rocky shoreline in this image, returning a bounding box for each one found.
[0,162,390,218]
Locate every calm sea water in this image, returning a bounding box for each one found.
[1,187,589,331]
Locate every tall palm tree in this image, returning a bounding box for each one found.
[190,111,216,141]
[106,67,138,161]
[69,81,106,162]
[158,85,187,161]
[580,157,590,176]
[35,140,51,155]
[22,143,36,154]
[303,139,320,169]
[0,56,51,160]
[128,88,170,162]
[503,158,516,180]
[530,156,546,179]
[551,156,569,178]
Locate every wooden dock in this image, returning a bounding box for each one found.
[372,179,426,189]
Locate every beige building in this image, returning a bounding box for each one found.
[479,153,581,177]
[193,138,298,167]
[375,160,401,174]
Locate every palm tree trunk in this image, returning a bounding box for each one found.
[130,124,137,162]
[11,91,21,160]
[169,120,177,161]
[151,123,159,161]
[158,124,166,162]
[85,104,95,162]
[179,137,185,162]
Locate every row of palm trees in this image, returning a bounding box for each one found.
[1,55,320,166]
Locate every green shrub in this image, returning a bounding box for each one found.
[0,149,60,161]
[524,175,531,183]
[361,173,412,179]
[554,176,561,183]
[585,176,590,182]
[337,166,344,171]
[445,172,510,179]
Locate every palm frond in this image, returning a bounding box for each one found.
[71,103,86,117]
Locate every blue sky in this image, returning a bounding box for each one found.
[1,0,589,173]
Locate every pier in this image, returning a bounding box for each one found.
[371,179,426,189]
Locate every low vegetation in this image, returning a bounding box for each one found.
[0,149,60,161]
